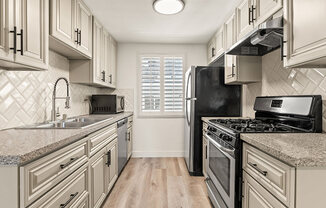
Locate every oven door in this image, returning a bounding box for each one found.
[206,133,235,208]
[116,96,125,112]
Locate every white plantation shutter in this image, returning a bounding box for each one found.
[141,57,161,112]
[164,57,183,112]
[140,55,184,116]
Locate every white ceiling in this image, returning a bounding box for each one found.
[84,0,240,44]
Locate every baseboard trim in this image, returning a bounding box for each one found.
[132,151,184,158]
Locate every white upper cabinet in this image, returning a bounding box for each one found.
[50,0,92,59]
[76,0,92,57]
[70,17,118,88]
[254,0,282,26]
[207,27,224,64]
[109,35,117,88]
[92,17,104,85]
[0,0,48,70]
[0,0,14,62]
[283,0,326,68]
[224,12,237,51]
[236,0,254,40]
[207,36,216,64]
[214,27,224,59]
[50,0,76,49]
[236,0,282,40]
[14,0,49,70]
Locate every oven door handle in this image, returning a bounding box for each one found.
[205,133,235,157]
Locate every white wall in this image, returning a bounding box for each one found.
[117,43,207,157]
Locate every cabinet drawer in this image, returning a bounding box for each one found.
[21,139,88,207]
[243,143,295,207]
[88,124,117,156]
[29,164,89,208]
[243,172,287,208]
[128,116,133,128]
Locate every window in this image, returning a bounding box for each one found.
[139,55,185,117]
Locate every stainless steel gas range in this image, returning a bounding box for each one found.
[205,95,322,208]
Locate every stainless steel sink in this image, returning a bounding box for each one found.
[15,115,113,129]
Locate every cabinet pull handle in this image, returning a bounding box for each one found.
[212,47,215,57]
[75,29,79,44]
[205,145,207,159]
[251,5,256,21]
[60,192,79,208]
[101,71,106,82]
[60,157,78,169]
[109,74,112,84]
[281,40,287,61]
[106,150,111,167]
[78,30,82,45]
[9,26,17,54]
[248,162,267,176]
[128,132,131,141]
[231,64,235,77]
[17,29,23,55]
[248,7,252,25]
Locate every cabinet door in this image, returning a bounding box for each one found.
[243,172,286,208]
[254,0,282,26]
[89,148,106,208]
[76,0,92,58]
[109,36,117,88]
[224,12,237,51]
[0,0,14,62]
[236,0,254,40]
[50,0,76,48]
[127,127,132,159]
[15,0,48,70]
[92,18,104,84]
[225,55,237,83]
[103,29,111,86]
[207,37,216,64]
[105,140,118,193]
[214,27,224,59]
[284,0,326,68]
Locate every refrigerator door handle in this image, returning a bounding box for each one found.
[185,98,197,101]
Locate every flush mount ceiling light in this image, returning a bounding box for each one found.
[153,0,185,15]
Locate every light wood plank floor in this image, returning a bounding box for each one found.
[102,157,212,208]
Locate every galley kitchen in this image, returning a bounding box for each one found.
[0,0,326,208]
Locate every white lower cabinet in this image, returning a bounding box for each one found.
[89,146,107,208]
[28,163,89,208]
[242,172,286,208]
[0,119,126,208]
[90,138,118,208]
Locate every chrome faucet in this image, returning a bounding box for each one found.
[51,77,70,121]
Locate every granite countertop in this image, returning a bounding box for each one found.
[0,112,133,166]
[241,133,326,168]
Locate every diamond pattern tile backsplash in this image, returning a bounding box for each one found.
[0,51,133,130]
[243,49,326,131]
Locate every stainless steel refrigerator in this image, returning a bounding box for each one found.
[184,66,241,176]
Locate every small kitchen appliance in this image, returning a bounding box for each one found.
[91,94,125,114]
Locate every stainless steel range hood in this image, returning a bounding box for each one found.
[226,17,283,56]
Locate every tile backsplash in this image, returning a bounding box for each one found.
[0,51,133,130]
[243,49,326,130]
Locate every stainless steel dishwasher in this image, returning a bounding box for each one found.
[117,118,128,174]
